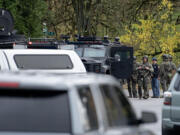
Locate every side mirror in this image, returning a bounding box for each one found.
[141,111,157,124]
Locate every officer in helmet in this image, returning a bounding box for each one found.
[168,54,176,76]
[159,54,174,94]
[113,37,121,45]
[137,55,153,99]
[127,56,139,98]
[103,35,110,44]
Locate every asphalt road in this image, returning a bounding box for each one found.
[129,97,164,135]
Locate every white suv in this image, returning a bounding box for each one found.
[0,71,156,135]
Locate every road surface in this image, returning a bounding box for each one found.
[129,98,163,135]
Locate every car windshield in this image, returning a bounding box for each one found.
[83,47,106,58]
[0,89,71,133]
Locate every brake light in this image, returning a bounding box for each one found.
[0,82,19,88]
[164,91,172,105]
[28,41,32,45]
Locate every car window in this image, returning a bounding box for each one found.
[100,85,136,127]
[113,86,136,120]
[111,51,131,61]
[77,86,98,131]
[83,48,106,58]
[174,73,180,91]
[14,55,73,70]
[75,48,83,57]
[0,89,71,133]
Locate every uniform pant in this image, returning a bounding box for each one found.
[161,79,170,93]
[127,78,137,98]
[138,77,150,98]
[151,78,160,97]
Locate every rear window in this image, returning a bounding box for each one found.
[0,89,71,133]
[14,55,73,69]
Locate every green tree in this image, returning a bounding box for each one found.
[0,0,48,37]
[120,0,179,58]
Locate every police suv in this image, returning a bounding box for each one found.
[0,71,156,135]
[65,36,134,79]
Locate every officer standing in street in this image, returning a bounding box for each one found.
[127,56,139,98]
[159,54,172,93]
[137,56,153,99]
[168,55,177,76]
[113,37,121,45]
[151,57,160,98]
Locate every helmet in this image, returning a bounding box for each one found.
[152,57,157,61]
[133,56,136,60]
[168,54,172,61]
[162,54,168,61]
[142,55,148,61]
[115,37,120,42]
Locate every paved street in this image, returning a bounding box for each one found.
[129,98,164,135]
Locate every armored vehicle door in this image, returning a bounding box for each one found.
[109,46,133,79]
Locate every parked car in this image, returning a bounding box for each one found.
[0,71,156,135]
[0,49,86,73]
[162,68,180,135]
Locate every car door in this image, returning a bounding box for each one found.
[109,46,133,79]
[171,73,180,121]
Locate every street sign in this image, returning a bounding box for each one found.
[48,32,55,36]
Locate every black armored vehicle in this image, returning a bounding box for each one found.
[65,36,134,79]
[0,9,26,49]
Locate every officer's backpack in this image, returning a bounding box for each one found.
[163,62,172,79]
[163,62,171,73]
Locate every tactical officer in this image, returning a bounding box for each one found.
[137,55,153,99]
[113,37,121,45]
[103,36,110,44]
[168,55,177,75]
[159,54,172,93]
[127,56,139,98]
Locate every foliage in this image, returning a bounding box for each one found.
[45,0,165,38]
[0,0,48,37]
[120,0,180,58]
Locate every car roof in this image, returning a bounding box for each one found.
[0,71,119,91]
[0,49,76,54]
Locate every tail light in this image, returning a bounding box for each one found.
[28,41,32,45]
[0,82,19,88]
[164,91,172,105]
